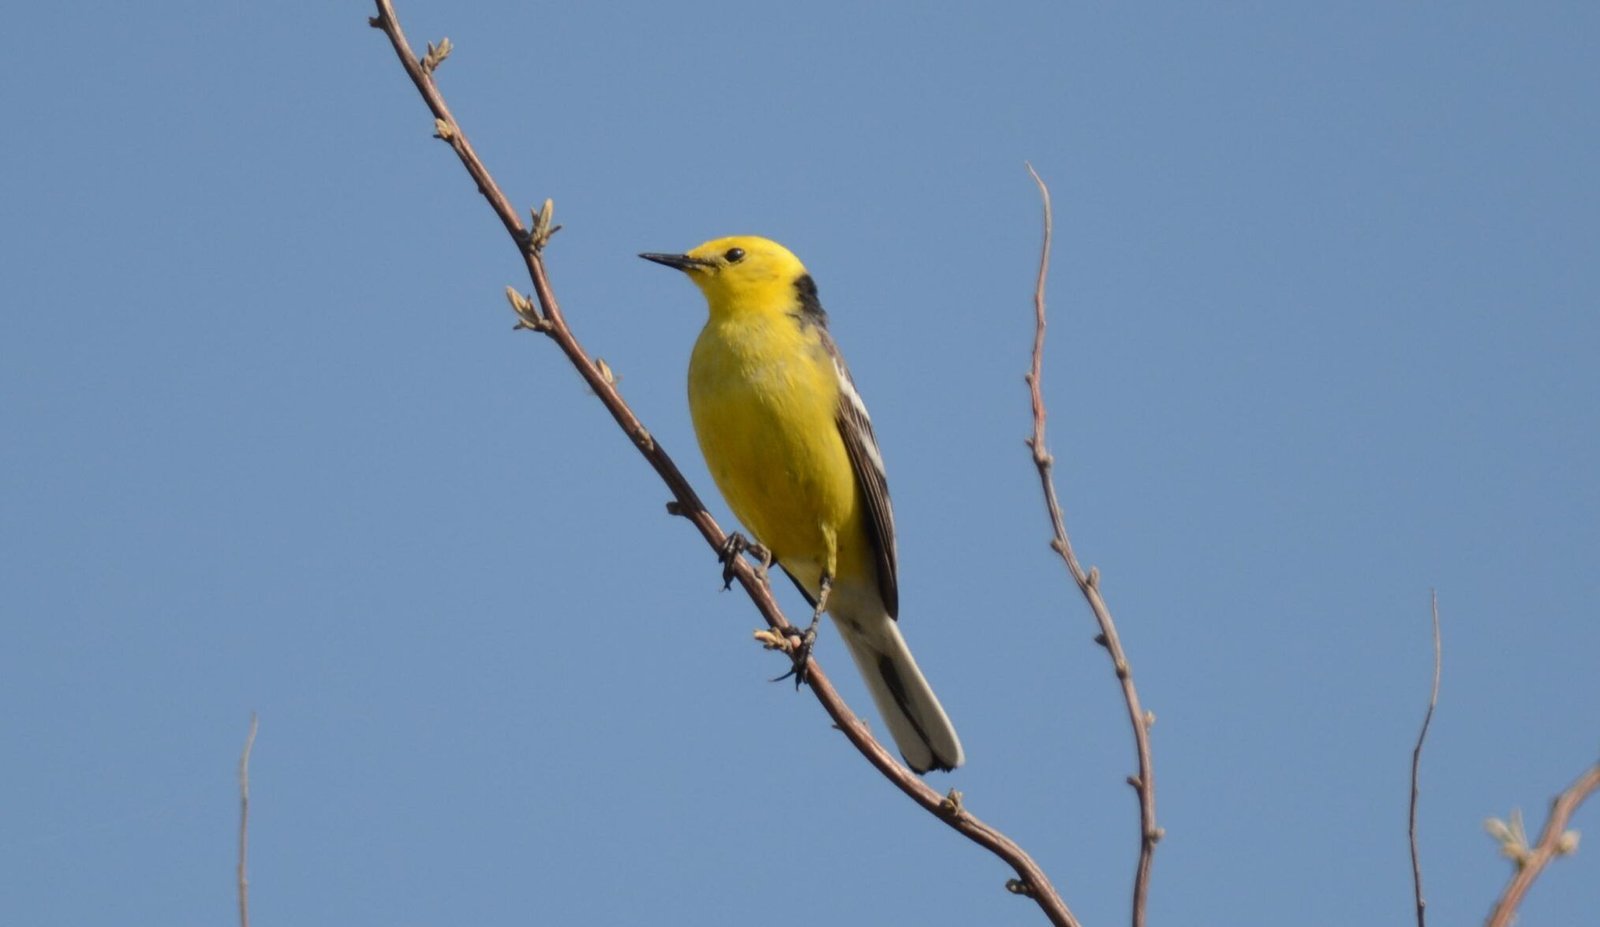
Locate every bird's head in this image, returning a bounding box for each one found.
[640,235,809,315]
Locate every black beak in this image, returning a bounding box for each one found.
[639,252,708,272]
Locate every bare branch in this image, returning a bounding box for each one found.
[237,712,259,927]
[367,4,1079,923]
[1024,162,1160,927]
[1409,591,1442,927]
[1484,761,1600,927]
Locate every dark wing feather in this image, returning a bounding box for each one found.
[821,330,900,619]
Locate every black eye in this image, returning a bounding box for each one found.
[723,247,746,263]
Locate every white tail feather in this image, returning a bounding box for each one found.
[835,616,964,773]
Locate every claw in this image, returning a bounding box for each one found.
[716,532,773,590]
[717,532,750,590]
[771,621,819,688]
[771,572,830,689]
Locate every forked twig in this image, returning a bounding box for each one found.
[1024,163,1159,927]
[237,713,259,927]
[1484,761,1600,927]
[1409,592,1442,927]
[366,3,1077,923]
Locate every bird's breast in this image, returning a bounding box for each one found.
[687,317,858,563]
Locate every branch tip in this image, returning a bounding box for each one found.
[1410,591,1443,927]
[527,199,561,252]
[237,713,259,927]
[420,37,452,74]
[505,286,553,332]
[754,628,792,652]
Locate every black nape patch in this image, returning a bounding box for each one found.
[793,274,828,326]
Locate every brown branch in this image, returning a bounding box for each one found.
[1024,163,1159,927]
[237,712,258,927]
[366,4,1079,924]
[1484,761,1600,927]
[1409,592,1442,927]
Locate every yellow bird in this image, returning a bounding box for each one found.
[641,236,964,773]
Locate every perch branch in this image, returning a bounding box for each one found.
[367,4,1078,923]
[1024,163,1159,927]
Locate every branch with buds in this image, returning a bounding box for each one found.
[1483,761,1600,927]
[366,2,1085,924]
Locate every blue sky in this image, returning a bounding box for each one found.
[3,2,1597,925]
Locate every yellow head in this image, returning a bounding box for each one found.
[640,236,813,319]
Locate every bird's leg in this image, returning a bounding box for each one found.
[774,571,830,689]
[753,544,774,584]
[716,532,773,590]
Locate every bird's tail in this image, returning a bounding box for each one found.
[835,617,964,773]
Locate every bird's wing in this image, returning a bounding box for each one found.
[821,330,899,619]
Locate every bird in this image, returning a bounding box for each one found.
[640,236,964,773]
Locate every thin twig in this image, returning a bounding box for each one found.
[1024,162,1160,927]
[237,712,259,927]
[1484,761,1600,927]
[366,5,1079,924]
[1409,591,1442,927]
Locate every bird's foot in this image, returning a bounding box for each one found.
[716,532,773,589]
[770,614,821,689]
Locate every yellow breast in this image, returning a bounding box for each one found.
[687,314,860,569]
